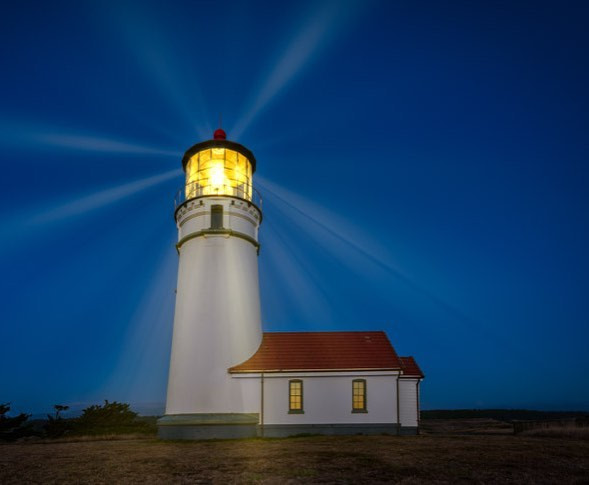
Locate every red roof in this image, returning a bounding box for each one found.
[229,331,404,373]
[399,356,424,378]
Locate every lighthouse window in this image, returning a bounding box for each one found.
[185,148,253,201]
[211,205,223,229]
[288,380,304,413]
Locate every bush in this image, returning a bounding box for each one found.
[72,400,151,435]
[44,405,72,439]
[0,403,34,441]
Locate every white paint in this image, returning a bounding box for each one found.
[165,197,263,415]
[176,197,261,241]
[399,378,419,427]
[234,372,400,425]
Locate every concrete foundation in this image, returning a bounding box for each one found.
[157,413,259,440]
[259,423,405,437]
[158,416,420,440]
[398,426,419,435]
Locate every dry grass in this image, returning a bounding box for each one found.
[2,425,589,484]
[19,433,154,444]
[521,426,589,440]
[420,418,513,435]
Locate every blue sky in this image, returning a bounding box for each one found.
[1,0,588,414]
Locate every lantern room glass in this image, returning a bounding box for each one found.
[185,148,253,201]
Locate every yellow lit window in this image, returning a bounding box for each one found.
[352,379,367,412]
[185,148,253,201]
[289,380,303,413]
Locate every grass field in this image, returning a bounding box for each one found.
[1,420,588,483]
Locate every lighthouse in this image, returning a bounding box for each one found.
[158,129,424,440]
[158,129,264,439]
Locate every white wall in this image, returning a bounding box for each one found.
[177,197,261,241]
[398,379,419,427]
[234,372,400,425]
[165,197,263,415]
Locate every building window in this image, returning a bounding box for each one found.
[211,205,223,229]
[352,379,367,413]
[288,380,304,413]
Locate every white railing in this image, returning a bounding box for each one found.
[175,181,262,209]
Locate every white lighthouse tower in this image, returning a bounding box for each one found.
[158,129,263,439]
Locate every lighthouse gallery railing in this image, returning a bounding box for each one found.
[174,180,262,209]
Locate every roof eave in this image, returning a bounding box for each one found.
[229,367,403,374]
[181,139,257,172]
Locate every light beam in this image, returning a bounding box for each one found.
[0,168,182,260]
[231,1,363,139]
[262,218,334,327]
[0,119,181,157]
[30,168,182,225]
[257,176,479,330]
[36,133,182,157]
[103,2,211,139]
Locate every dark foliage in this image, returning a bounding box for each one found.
[0,403,34,441]
[72,400,152,435]
[44,404,72,438]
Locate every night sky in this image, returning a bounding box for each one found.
[1,0,588,415]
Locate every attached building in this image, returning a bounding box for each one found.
[229,331,424,437]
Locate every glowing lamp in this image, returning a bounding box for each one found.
[182,135,256,201]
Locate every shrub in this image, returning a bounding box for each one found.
[44,404,72,438]
[0,403,34,441]
[72,400,151,435]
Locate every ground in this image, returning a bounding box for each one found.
[1,420,588,484]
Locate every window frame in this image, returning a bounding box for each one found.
[210,204,224,229]
[288,379,304,414]
[352,378,368,413]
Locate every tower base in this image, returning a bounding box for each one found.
[259,423,412,437]
[158,415,419,440]
[157,413,259,440]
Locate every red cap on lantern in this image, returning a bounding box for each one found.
[213,128,227,140]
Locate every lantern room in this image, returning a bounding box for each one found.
[181,129,257,203]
